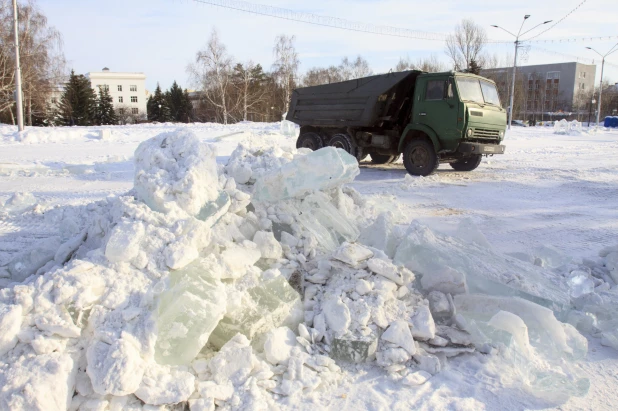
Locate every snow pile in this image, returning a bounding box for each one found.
[1,192,38,215]
[0,128,599,409]
[554,119,583,135]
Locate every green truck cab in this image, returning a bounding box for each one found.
[286,70,506,176]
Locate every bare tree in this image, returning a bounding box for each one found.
[445,19,487,71]
[272,35,299,113]
[395,54,446,73]
[0,0,65,125]
[188,29,235,124]
[303,56,372,87]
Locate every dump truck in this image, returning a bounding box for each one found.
[286,70,507,176]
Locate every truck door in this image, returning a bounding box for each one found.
[413,77,460,149]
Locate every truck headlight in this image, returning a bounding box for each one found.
[467,129,473,137]
[499,131,504,138]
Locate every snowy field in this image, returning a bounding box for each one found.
[0,122,617,410]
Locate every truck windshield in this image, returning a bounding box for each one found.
[480,81,501,106]
[456,77,501,107]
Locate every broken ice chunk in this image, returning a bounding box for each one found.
[253,147,359,202]
[402,370,432,386]
[332,242,373,267]
[208,275,303,350]
[134,363,195,405]
[263,327,297,365]
[155,260,227,365]
[367,258,403,285]
[420,266,467,295]
[411,305,436,341]
[567,273,594,298]
[382,320,416,355]
[0,304,22,356]
[394,223,570,308]
[532,244,572,269]
[220,242,261,279]
[134,130,220,215]
[331,333,378,363]
[285,193,360,252]
[322,298,351,336]
[196,191,231,226]
[87,336,145,396]
[253,231,283,260]
[455,294,587,361]
[105,221,144,264]
[488,310,531,356]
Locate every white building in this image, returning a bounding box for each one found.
[86,68,147,120]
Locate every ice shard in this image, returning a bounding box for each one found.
[208,275,303,350]
[394,223,570,309]
[253,147,359,202]
[155,260,227,365]
[278,192,360,252]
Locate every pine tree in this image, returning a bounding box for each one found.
[466,60,482,75]
[181,89,193,123]
[147,84,171,122]
[96,87,117,125]
[58,70,97,126]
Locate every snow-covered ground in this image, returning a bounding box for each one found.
[1,122,617,410]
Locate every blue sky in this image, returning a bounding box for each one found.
[39,0,618,92]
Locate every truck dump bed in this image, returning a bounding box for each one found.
[286,70,423,128]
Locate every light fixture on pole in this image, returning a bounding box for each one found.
[491,16,552,130]
[585,42,618,126]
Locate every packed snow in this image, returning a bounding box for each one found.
[0,122,617,411]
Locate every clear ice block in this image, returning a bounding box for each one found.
[155,260,227,365]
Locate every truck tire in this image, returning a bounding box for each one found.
[370,153,399,164]
[296,132,324,151]
[328,133,363,161]
[450,155,482,171]
[403,139,439,176]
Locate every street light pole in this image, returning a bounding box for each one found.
[491,16,552,130]
[586,42,618,126]
[12,0,24,132]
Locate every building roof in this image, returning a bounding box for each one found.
[86,71,146,80]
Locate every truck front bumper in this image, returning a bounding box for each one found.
[457,142,506,155]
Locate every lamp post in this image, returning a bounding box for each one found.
[586,42,618,126]
[12,0,24,132]
[491,16,552,129]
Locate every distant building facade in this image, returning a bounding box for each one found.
[481,62,596,121]
[86,68,148,121]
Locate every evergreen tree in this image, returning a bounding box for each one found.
[96,87,117,125]
[164,81,193,122]
[147,84,171,122]
[58,70,96,126]
[182,89,193,123]
[466,60,482,75]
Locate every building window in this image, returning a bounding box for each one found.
[131,96,138,103]
[118,96,123,103]
[132,108,138,115]
[117,85,122,92]
[582,72,586,79]
[119,108,124,115]
[51,97,57,104]
[99,84,109,92]
[130,85,137,92]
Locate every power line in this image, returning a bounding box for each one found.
[525,0,590,41]
[191,0,447,41]
[529,45,618,69]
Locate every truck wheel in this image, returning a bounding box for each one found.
[296,132,324,151]
[328,133,363,161]
[403,140,439,176]
[450,155,482,171]
[370,153,398,164]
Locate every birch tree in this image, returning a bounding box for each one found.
[189,29,234,124]
[272,35,299,113]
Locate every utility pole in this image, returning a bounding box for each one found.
[491,16,552,130]
[12,0,24,132]
[586,42,618,126]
